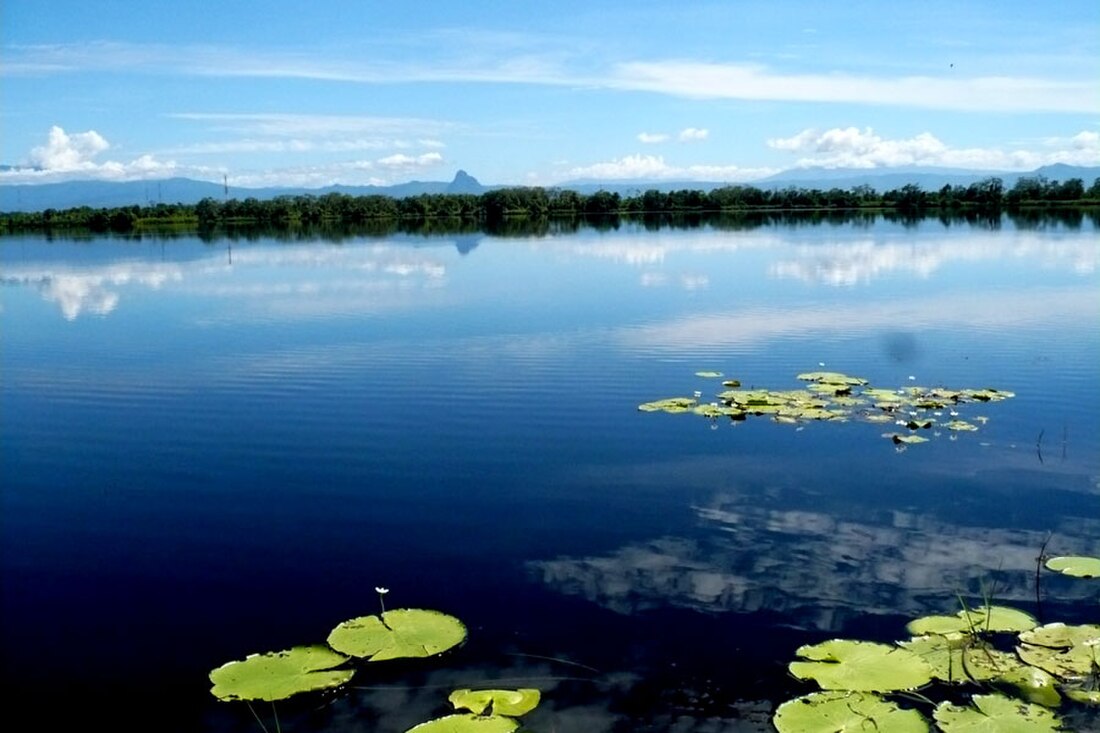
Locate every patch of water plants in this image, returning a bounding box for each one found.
[774,558,1100,732]
[639,369,1015,448]
[208,589,542,733]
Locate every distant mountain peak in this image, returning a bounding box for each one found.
[447,169,484,194]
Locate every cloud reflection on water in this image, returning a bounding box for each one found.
[530,457,1100,632]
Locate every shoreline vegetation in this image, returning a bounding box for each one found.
[2,175,1098,235]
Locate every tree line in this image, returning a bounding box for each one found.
[3,175,1098,233]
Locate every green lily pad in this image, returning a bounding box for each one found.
[995,664,1062,708]
[721,379,742,387]
[449,688,541,716]
[773,691,929,733]
[887,433,929,445]
[906,605,1037,636]
[406,714,519,733]
[964,389,1015,402]
[1045,555,1100,578]
[328,608,467,661]
[796,372,869,386]
[695,371,724,378]
[789,640,933,692]
[933,693,1060,732]
[638,397,697,413]
[1017,623,1100,678]
[1064,687,1100,705]
[209,645,353,702]
[945,420,979,432]
[899,635,1021,683]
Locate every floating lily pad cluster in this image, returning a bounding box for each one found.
[208,603,549,733]
[640,369,1015,447]
[776,595,1100,733]
[209,607,467,704]
[408,688,541,732]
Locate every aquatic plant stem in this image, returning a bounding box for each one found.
[245,701,271,733]
[271,702,281,733]
[1035,532,1052,623]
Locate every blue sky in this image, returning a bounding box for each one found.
[2,0,1097,187]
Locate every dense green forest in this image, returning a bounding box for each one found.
[3,175,1098,233]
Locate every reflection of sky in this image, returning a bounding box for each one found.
[2,220,1096,325]
[530,457,1100,632]
[0,240,450,322]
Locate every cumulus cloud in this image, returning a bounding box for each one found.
[1,126,186,183]
[376,152,445,170]
[767,126,1100,170]
[678,127,709,142]
[637,132,669,144]
[29,126,110,169]
[562,154,774,182]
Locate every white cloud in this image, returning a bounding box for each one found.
[9,42,1095,114]
[29,126,110,169]
[678,127,709,142]
[767,126,1100,170]
[1,126,188,183]
[376,152,444,170]
[610,61,1096,113]
[636,132,669,144]
[562,154,775,182]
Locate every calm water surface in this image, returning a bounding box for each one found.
[2,215,1099,732]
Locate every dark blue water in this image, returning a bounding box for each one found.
[2,216,1098,732]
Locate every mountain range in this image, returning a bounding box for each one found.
[1,164,1097,213]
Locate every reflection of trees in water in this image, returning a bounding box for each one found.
[531,487,1100,633]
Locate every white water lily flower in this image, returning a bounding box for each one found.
[375,587,389,594]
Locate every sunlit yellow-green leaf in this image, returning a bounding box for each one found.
[638,397,697,413]
[448,688,541,716]
[899,635,1020,683]
[405,714,519,733]
[773,691,929,733]
[1017,623,1100,679]
[328,608,467,661]
[933,693,1060,732]
[209,646,353,702]
[1045,555,1100,578]
[906,606,1036,636]
[789,640,933,692]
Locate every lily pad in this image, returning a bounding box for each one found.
[328,608,467,661]
[695,371,724,378]
[721,379,742,388]
[789,640,933,692]
[638,397,697,413]
[899,635,1021,683]
[995,664,1062,708]
[1064,687,1100,705]
[945,420,979,432]
[1045,555,1100,578]
[406,714,519,733]
[209,645,353,702]
[796,372,869,386]
[933,693,1060,732]
[906,605,1036,636]
[773,691,929,733]
[1017,623,1100,678]
[449,688,541,716]
[887,433,929,445]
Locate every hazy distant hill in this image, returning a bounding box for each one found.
[0,170,487,212]
[2,165,1097,213]
[559,164,1100,196]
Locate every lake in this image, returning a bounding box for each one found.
[2,213,1098,732]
